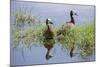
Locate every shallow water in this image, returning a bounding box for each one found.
[10,44,95,66]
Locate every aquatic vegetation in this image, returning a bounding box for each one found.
[11,11,46,48]
[15,11,26,27]
[11,11,95,59]
[77,23,95,58]
[11,23,46,48]
[14,9,39,28]
[56,22,95,58]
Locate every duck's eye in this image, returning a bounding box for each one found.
[74,13,78,16]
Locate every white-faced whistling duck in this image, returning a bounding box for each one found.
[66,10,78,28]
[57,10,78,58]
[57,10,78,36]
[68,10,78,58]
[43,18,55,60]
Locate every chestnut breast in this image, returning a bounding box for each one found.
[66,22,75,28]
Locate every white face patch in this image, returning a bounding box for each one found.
[72,10,77,15]
[47,18,54,30]
[72,10,75,13]
[47,18,52,22]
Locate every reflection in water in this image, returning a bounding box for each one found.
[10,45,95,66]
[44,39,55,60]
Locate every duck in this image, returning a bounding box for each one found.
[57,10,78,58]
[57,10,78,36]
[68,10,78,58]
[43,18,55,60]
[66,10,78,28]
[67,10,78,58]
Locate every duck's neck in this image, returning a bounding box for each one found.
[70,15,75,24]
[47,25,51,31]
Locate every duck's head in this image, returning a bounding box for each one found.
[70,10,78,16]
[46,18,54,30]
[46,18,53,25]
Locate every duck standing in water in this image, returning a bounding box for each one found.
[57,10,78,58]
[43,18,55,60]
[68,10,78,58]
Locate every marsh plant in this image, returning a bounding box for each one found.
[11,10,95,59]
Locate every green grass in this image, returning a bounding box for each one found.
[77,23,95,57]
[11,11,95,58]
[56,22,95,57]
